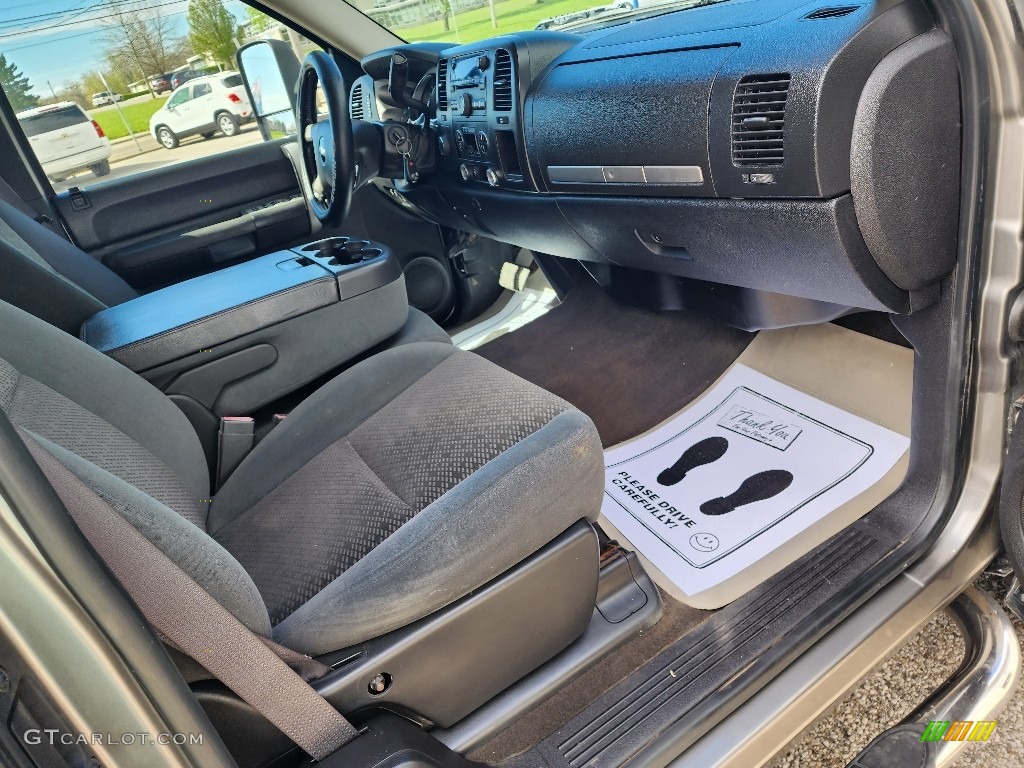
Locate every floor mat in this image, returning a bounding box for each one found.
[601,323,914,608]
[473,286,753,447]
[602,361,910,608]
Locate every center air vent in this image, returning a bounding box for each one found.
[803,6,860,19]
[492,49,513,112]
[731,74,790,167]
[437,59,449,112]
[350,81,365,120]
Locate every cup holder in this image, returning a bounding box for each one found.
[302,237,383,266]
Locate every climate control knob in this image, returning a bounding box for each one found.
[458,93,473,117]
[459,163,473,182]
[485,167,502,187]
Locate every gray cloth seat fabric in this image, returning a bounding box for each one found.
[0,300,604,656]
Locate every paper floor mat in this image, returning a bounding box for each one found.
[598,323,913,609]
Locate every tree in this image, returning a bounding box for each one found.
[436,0,452,32]
[103,50,144,92]
[101,0,188,92]
[0,54,39,111]
[187,0,238,68]
[56,80,87,109]
[82,72,106,99]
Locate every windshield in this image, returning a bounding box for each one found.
[355,0,730,44]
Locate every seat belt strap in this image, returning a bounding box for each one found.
[18,430,359,761]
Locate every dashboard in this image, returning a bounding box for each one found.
[353,0,961,327]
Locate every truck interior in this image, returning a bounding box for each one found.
[0,0,1012,767]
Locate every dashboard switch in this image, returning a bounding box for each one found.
[459,93,473,117]
[459,163,473,182]
[486,167,502,187]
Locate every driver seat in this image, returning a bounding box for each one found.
[0,299,604,655]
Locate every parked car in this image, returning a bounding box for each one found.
[90,91,123,107]
[148,73,172,95]
[15,101,111,181]
[169,70,201,89]
[148,72,252,149]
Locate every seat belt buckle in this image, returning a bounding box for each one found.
[215,416,254,491]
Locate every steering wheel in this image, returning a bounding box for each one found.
[296,51,354,226]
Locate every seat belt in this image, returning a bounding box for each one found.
[17,430,359,761]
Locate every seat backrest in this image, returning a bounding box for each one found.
[0,299,272,635]
[0,198,137,334]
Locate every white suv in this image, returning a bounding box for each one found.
[91,91,123,107]
[17,102,112,182]
[148,72,253,149]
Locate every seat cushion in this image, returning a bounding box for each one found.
[212,342,604,654]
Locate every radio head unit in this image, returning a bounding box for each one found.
[451,53,487,90]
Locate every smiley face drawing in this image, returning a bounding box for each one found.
[689,532,720,552]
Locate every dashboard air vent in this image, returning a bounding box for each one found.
[350,81,365,120]
[803,6,860,19]
[731,74,790,167]
[493,49,513,112]
[437,59,448,112]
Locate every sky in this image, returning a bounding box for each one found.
[0,0,250,92]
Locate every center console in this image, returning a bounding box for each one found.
[81,237,408,455]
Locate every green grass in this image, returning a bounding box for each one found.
[91,97,167,140]
[397,0,607,44]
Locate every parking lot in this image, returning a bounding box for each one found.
[52,107,264,193]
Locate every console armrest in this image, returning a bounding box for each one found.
[81,250,339,371]
[80,241,408,439]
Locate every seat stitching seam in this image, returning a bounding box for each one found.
[345,437,419,515]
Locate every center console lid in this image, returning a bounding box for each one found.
[82,240,403,371]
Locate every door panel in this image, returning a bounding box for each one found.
[57,139,308,290]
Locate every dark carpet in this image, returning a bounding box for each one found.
[474,286,754,447]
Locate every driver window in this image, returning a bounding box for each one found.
[0,1,322,193]
[168,89,191,107]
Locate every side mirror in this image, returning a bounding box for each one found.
[236,39,302,141]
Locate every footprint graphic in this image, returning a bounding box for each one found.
[699,470,795,516]
[657,436,730,486]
